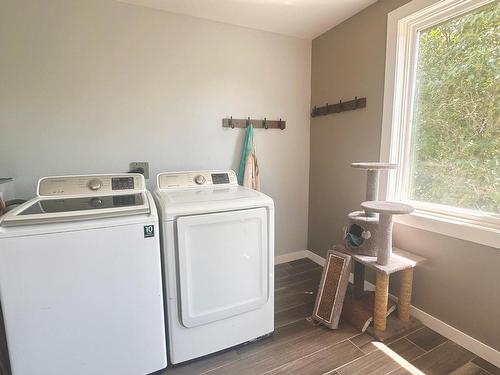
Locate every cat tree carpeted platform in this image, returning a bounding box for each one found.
[361,201,414,266]
[351,162,397,206]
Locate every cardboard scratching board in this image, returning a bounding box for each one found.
[311,247,352,329]
[342,291,396,332]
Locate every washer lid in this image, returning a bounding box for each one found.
[1,172,150,227]
[1,192,150,227]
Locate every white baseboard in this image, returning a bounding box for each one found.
[409,305,500,367]
[274,250,308,264]
[277,251,500,367]
[305,250,325,266]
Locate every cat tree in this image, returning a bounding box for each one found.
[339,162,425,339]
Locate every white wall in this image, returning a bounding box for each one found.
[0,0,311,255]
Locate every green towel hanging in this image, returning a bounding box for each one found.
[238,124,254,184]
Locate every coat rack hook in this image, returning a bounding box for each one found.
[263,117,268,129]
[279,118,284,130]
[229,116,234,129]
[309,96,365,118]
[246,117,251,127]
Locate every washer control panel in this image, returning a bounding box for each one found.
[38,174,145,196]
[158,170,237,189]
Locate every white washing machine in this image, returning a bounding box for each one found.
[0,174,167,375]
[153,170,274,364]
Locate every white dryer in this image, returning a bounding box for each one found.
[153,170,274,364]
[0,174,167,375]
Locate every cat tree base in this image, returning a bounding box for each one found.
[367,315,423,342]
[341,246,426,339]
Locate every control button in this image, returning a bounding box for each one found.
[87,178,103,191]
[90,197,103,208]
[194,175,206,185]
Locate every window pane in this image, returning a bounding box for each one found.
[409,2,499,213]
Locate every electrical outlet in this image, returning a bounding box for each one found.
[129,162,150,179]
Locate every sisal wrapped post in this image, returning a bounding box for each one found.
[398,268,414,321]
[374,271,389,331]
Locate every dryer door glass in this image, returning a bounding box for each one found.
[176,207,269,327]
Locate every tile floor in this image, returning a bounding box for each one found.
[0,258,496,374]
[166,258,500,375]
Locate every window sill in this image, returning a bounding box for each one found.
[394,209,500,249]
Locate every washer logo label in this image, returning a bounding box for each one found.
[144,225,155,238]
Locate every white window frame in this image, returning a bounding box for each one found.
[380,0,499,248]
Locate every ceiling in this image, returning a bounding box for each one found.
[119,0,377,40]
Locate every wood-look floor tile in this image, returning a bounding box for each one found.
[275,266,292,279]
[271,318,324,342]
[236,319,324,359]
[336,348,401,375]
[451,362,490,375]
[275,287,316,301]
[275,268,322,290]
[160,259,491,375]
[276,279,321,300]
[166,349,239,375]
[388,338,426,361]
[275,290,316,313]
[383,319,425,346]
[167,260,321,375]
[287,258,322,273]
[206,324,359,375]
[274,302,315,328]
[350,333,378,354]
[411,341,476,374]
[406,326,447,351]
[386,368,413,375]
[287,258,316,267]
[275,263,293,271]
[471,357,500,375]
[269,339,363,375]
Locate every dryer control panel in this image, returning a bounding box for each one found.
[158,170,238,189]
[37,174,146,196]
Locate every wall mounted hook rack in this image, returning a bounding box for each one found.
[222,117,286,130]
[311,97,366,118]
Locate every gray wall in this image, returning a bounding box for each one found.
[0,0,311,256]
[308,0,500,350]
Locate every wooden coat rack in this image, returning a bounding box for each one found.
[222,117,286,130]
[311,97,366,118]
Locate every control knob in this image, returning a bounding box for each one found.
[90,197,103,208]
[194,175,206,185]
[87,178,103,191]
